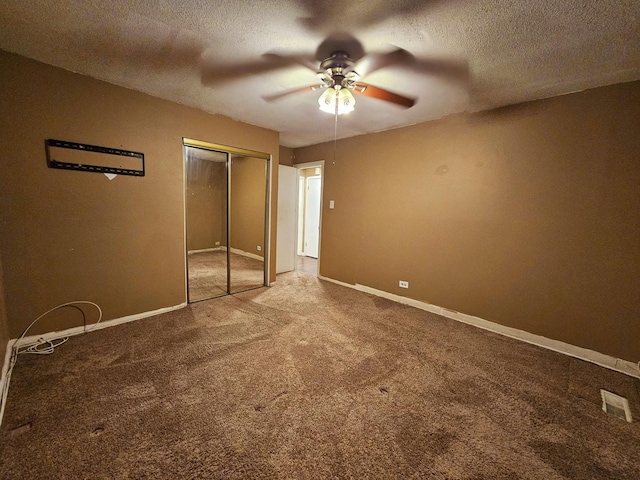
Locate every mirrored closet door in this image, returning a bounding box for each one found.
[229,154,268,293]
[184,140,270,303]
[185,146,229,301]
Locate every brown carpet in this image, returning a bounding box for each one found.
[188,250,264,300]
[1,272,639,479]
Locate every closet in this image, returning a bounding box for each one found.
[184,139,270,302]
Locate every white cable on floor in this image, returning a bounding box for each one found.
[0,301,103,427]
[15,301,103,354]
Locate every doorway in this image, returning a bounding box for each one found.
[296,162,323,276]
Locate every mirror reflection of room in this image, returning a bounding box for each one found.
[185,145,268,302]
[186,147,228,302]
[229,155,267,293]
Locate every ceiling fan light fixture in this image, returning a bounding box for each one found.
[337,88,355,114]
[318,87,356,115]
[318,87,338,114]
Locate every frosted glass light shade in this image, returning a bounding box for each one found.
[337,88,355,114]
[318,88,338,114]
[318,87,356,115]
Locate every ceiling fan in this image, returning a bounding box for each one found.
[201,34,469,116]
[263,49,419,114]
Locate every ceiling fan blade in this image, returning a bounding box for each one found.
[261,53,320,73]
[297,0,436,32]
[263,84,326,102]
[350,48,469,85]
[353,83,416,108]
[201,53,317,85]
[347,48,414,77]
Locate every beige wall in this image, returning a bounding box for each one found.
[294,81,640,363]
[230,156,267,258]
[0,50,279,338]
[279,146,295,166]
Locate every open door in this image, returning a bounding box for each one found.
[276,165,297,273]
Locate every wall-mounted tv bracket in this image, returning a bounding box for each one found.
[45,139,145,177]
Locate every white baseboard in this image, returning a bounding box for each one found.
[14,302,188,348]
[0,339,13,394]
[189,246,265,262]
[229,247,264,262]
[188,247,222,254]
[0,338,16,426]
[318,275,639,379]
[317,275,353,289]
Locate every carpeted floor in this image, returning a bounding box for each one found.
[1,272,639,479]
[188,250,265,300]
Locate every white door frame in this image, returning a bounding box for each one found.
[295,161,324,273]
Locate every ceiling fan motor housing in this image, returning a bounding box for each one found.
[320,51,358,90]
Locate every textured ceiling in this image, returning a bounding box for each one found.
[1,0,639,147]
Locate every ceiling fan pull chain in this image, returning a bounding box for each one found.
[333,106,339,165]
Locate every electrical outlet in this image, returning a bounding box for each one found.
[257,246,262,251]
[601,390,632,422]
[399,280,409,288]
[215,241,220,246]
